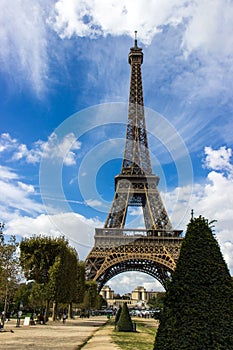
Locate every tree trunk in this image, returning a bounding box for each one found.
[44,299,50,323]
[52,300,57,321]
[68,302,72,319]
[2,284,8,328]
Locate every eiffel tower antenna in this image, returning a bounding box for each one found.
[86,34,183,290]
[134,30,137,46]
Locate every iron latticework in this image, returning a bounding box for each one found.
[86,33,183,291]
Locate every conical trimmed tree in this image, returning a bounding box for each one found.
[154,216,233,350]
[116,302,133,332]
[115,305,122,325]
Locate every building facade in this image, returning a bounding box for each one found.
[100,285,159,308]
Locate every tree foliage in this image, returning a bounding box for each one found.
[0,223,20,325]
[154,216,233,350]
[14,282,33,310]
[76,261,86,304]
[19,235,80,318]
[116,302,133,332]
[46,246,78,304]
[29,282,47,310]
[147,292,165,310]
[83,281,99,310]
[20,236,69,284]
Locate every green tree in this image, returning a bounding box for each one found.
[47,246,79,320]
[83,281,99,311]
[20,235,79,321]
[29,282,47,311]
[20,235,68,284]
[154,216,233,350]
[148,292,165,310]
[0,223,20,327]
[95,294,106,310]
[14,282,33,311]
[116,302,133,332]
[76,261,86,304]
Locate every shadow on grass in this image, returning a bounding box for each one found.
[111,318,158,350]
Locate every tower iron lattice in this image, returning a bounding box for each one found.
[86,33,183,291]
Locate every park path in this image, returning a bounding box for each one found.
[81,321,121,349]
[0,316,110,350]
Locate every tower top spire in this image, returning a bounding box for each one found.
[129,31,143,64]
[134,30,138,47]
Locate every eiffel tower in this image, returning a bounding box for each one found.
[86,32,183,291]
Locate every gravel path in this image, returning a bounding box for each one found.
[0,316,109,350]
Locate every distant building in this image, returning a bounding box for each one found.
[131,286,158,305]
[100,285,159,308]
[100,285,114,300]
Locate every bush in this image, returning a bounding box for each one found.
[115,305,122,325]
[116,302,133,332]
[154,216,233,350]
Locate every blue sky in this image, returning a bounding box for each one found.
[1,0,233,294]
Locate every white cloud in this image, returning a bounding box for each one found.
[182,0,233,57]
[50,0,233,60]
[127,207,143,216]
[37,132,81,166]
[0,133,18,153]
[85,199,103,207]
[204,146,233,175]
[165,146,233,277]
[0,165,18,181]
[4,211,103,260]
[12,144,31,162]
[49,0,190,44]
[168,171,233,235]
[17,182,35,193]
[0,166,42,217]
[108,272,165,295]
[0,0,49,95]
[0,132,81,166]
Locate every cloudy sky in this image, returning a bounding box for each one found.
[1,0,233,295]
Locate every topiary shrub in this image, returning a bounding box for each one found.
[115,305,122,325]
[116,302,133,332]
[154,216,233,350]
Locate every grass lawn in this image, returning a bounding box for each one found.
[111,318,158,350]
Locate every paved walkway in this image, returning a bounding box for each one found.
[82,322,120,349]
[0,316,118,350]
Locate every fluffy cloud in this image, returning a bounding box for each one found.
[204,146,233,175]
[0,166,42,218]
[17,182,35,193]
[0,133,18,153]
[49,0,190,44]
[166,146,233,272]
[35,132,81,166]
[182,0,233,57]
[0,132,81,166]
[50,0,233,59]
[108,272,165,295]
[4,211,103,260]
